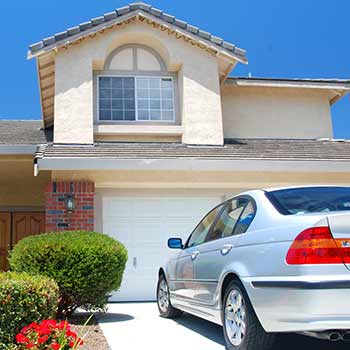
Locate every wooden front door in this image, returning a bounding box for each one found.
[0,212,45,271]
[0,213,11,271]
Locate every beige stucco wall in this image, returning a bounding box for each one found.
[221,86,333,139]
[52,169,350,190]
[0,156,50,207]
[54,20,224,145]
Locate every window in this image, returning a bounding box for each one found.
[266,187,350,215]
[98,45,176,122]
[207,197,255,242]
[98,76,175,121]
[186,205,224,248]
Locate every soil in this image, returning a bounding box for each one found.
[69,314,111,350]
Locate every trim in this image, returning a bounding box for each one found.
[0,145,36,155]
[225,77,350,90]
[0,207,45,213]
[252,280,350,290]
[35,157,350,173]
[94,124,183,136]
[104,44,166,71]
[170,278,218,284]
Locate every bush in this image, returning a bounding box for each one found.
[10,231,128,317]
[0,272,58,348]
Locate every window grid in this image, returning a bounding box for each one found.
[98,76,175,122]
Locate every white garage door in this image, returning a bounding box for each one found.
[102,194,222,301]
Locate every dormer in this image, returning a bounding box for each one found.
[29,2,247,145]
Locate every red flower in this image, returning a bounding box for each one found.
[38,335,49,344]
[16,333,29,344]
[51,343,60,350]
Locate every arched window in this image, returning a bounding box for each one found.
[98,45,175,122]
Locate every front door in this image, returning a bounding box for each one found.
[0,212,45,271]
[0,213,11,271]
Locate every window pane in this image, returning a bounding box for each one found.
[123,77,135,88]
[111,99,123,109]
[124,99,135,109]
[149,78,160,88]
[123,89,134,99]
[137,99,149,109]
[162,89,173,99]
[99,77,111,88]
[150,110,161,120]
[138,110,149,120]
[150,89,161,99]
[150,99,161,109]
[162,111,174,120]
[111,110,124,120]
[187,205,224,248]
[161,99,173,109]
[99,99,111,109]
[234,202,255,235]
[137,78,148,89]
[208,198,249,242]
[111,77,122,89]
[137,89,149,98]
[124,110,136,120]
[100,89,111,99]
[161,78,172,88]
[100,110,111,120]
[111,89,123,98]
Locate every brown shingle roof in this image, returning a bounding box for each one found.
[35,139,350,161]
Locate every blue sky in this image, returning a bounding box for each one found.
[1,0,349,137]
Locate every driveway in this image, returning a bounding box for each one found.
[97,302,349,350]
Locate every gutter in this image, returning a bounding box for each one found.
[0,145,36,155]
[34,157,350,175]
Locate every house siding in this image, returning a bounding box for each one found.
[44,181,95,232]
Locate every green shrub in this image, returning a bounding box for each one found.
[9,230,128,317]
[0,272,58,348]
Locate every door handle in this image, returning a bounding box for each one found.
[191,251,200,260]
[221,244,233,255]
[133,257,137,268]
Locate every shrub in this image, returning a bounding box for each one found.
[0,272,58,348]
[10,231,128,317]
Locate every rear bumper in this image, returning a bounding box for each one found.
[242,276,350,333]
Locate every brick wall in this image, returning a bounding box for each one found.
[45,181,95,232]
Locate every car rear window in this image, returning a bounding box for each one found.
[266,187,350,215]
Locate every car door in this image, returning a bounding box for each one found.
[171,203,225,301]
[192,196,256,305]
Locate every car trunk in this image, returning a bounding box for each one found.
[327,212,350,270]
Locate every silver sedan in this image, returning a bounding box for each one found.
[157,186,350,350]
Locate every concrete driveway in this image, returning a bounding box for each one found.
[97,302,349,350]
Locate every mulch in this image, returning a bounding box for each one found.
[69,314,111,350]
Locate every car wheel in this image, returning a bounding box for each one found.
[222,280,275,350]
[157,274,182,318]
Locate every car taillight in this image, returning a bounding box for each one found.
[286,226,343,265]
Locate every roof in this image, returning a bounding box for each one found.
[0,121,52,145]
[35,139,350,162]
[28,2,247,63]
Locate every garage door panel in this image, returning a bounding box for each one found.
[103,194,222,301]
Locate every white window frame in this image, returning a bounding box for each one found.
[97,75,176,123]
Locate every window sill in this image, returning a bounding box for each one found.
[94,124,184,136]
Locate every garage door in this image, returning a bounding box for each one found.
[102,194,222,301]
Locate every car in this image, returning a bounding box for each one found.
[156,186,350,350]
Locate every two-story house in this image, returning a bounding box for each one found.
[1,2,350,301]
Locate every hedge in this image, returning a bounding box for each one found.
[9,230,128,317]
[0,272,58,348]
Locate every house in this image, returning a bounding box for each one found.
[1,2,350,301]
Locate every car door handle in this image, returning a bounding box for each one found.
[221,244,233,255]
[191,251,200,260]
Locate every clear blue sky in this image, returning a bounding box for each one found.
[1,0,349,137]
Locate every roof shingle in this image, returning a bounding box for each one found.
[28,2,247,62]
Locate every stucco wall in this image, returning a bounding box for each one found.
[0,156,50,207]
[54,20,223,145]
[221,86,333,139]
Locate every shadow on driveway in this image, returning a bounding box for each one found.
[175,313,350,350]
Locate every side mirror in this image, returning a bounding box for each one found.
[168,237,183,249]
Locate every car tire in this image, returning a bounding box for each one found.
[222,280,275,350]
[157,274,182,318]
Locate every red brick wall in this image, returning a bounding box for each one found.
[45,181,95,232]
